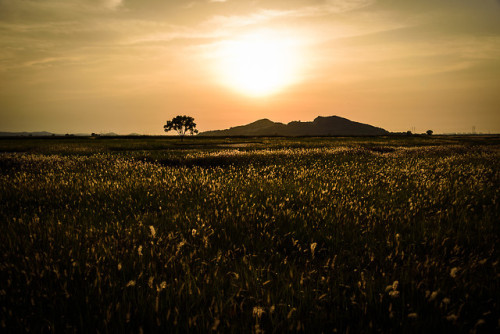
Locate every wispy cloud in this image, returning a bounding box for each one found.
[102,0,123,10]
[205,0,375,29]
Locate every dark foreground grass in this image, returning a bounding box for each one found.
[0,136,499,333]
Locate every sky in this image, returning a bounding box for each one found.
[1,0,499,134]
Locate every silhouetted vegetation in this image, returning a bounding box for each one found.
[164,115,198,141]
[0,136,498,333]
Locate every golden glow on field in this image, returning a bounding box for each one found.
[215,30,302,97]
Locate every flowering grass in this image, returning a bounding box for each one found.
[0,136,498,332]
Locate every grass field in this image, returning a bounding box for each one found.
[0,136,499,333]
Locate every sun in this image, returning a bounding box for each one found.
[215,30,302,97]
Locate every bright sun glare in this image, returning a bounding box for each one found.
[215,30,301,97]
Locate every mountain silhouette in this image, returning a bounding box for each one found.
[199,116,388,136]
[0,131,56,137]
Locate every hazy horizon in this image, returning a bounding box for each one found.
[1,114,498,136]
[1,0,500,135]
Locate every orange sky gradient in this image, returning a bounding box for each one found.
[1,0,499,134]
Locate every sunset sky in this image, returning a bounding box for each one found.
[1,0,499,134]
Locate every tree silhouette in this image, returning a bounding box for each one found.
[164,115,198,141]
[426,130,433,136]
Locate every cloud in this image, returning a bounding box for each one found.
[324,0,375,13]
[102,0,123,9]
[205,0,375,27]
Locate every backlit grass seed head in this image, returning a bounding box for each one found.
[310,242,317,257]
[156,281,167,292]
[428,290,439,301]
[386,281,400,298]
[475,319,486,327]
[446,314,458,322]
[389,290,400,298]
[253,306,265,319]
[408,313,418,319]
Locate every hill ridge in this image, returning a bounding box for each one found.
[199,116,388,136]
